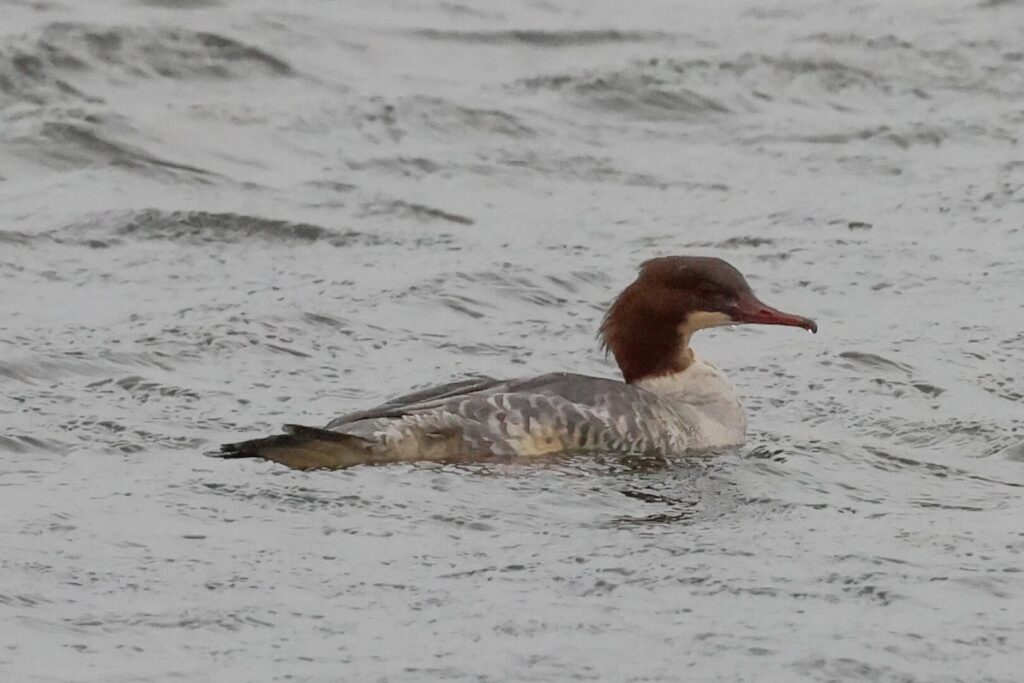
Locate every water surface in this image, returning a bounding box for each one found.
[2,0,1023,680]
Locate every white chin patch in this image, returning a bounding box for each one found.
[679,311,733,337]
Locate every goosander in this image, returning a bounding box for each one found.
[218,256,816,469]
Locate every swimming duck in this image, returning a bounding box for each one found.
[218,256,816,469]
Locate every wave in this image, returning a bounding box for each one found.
[410,29,676,47]
[518,67,730,121]
[38,209,378,247]
[511,48,968,123]
[515,52,896,121]
[0,22,292,108]
[1,22,295,177]
[7,118,217,179]
[350,95,536,143]
[358,200,474,226]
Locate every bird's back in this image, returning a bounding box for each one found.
[219,364,744,469]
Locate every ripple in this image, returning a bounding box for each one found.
[9,119,217,179]
[350,95,536,143]
[358,199,474,226]
[115,375,201,401]
[1,22,290,101]
[138,0,222,7]
[411,29,676,47]
[837,350,915,375]
[57,209,379,247]
[0,435,73,455]
[515,53,892,121]
[0,350,171,383]
[518,67,730,121]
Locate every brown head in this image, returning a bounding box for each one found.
[600,256,817,383]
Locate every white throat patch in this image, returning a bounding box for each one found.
[677,311,733,347]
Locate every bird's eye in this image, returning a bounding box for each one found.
[696,282,720,296]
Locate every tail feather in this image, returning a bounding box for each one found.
[215,424,382,470]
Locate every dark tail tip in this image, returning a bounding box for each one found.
[207,425,376,470]
[207,441,259,459]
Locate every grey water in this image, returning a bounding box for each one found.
[2,0,1023,680]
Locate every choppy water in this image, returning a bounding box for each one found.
[2,0,1024,680]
